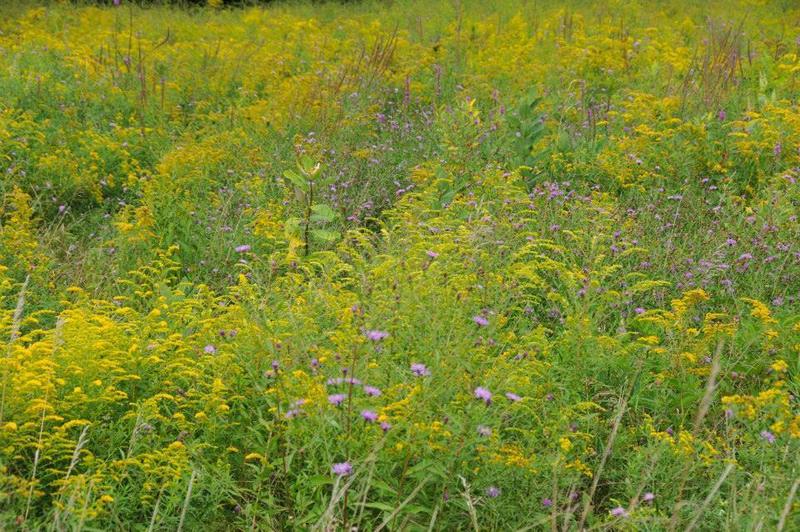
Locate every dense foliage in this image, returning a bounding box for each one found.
[1,0,798,529]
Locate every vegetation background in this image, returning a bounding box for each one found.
[0,0,798,529]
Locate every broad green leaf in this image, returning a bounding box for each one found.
[283,169,308,191]
[310,229,339,243]
[310,203,336,223]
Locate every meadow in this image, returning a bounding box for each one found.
[0,0,799,529]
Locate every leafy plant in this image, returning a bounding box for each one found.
[283,156,339,256]
[508,88,548,177]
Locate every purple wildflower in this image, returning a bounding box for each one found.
[365,330,389,341]
[426,250,439,258]
[505,392,522,402]
[380,421,392,432]
[634,307,645,315]
[477,425,492,437]
[364,386,382,397]
[485,486,501,498]
[203,344,216,354]
[642,492,655,503]
[411,363,430,376]
[760,430,776,443]
[474,387,492,405]
[284,409,301,419]
[610,507,628,517]
[328,394,347,406]
[361,410,378,422]
[542,498,553,507]
[235,244,251,253]
[473,315,489,327]
[331,462,352,476]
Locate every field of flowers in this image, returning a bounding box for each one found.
[1,0,799,529]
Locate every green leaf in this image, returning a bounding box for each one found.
[310,229,339,243]
[363,502,396,512]
[283,169,308,191]
[284,217,303,238]
[310,203,336,223]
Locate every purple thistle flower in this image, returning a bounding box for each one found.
[505,392,522,402]
[380,421,392,432]
[331,462,352,476]
[474,387,492,405]
[235,244,251,253]
[203,344,216,354]
[760,430,776,443]
[473,315,489,327]
[361,410,378,422]
[284,408,301,419]
[634,307,645,315]
[542,498,553,507]
[610,506,628,517]
[364,386,382,397]
[426,250,439,258]
[365,330,389,341]
[328,394,347,406]
[411,363,430,376]
[485,486,501,498]
[642,492,655,503]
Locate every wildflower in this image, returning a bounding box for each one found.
[328,394,347,406]
[485,486,501,498]
[235,244,251,253]
[717,109,727,121]
[542,498,553,507]
[474,387,492,405]
[610,507,628,517]
[634,307,645,315]
[726,238,737,246]
[505,392,522,402]
[365,330,389,341]
[426,250,439,258]
[642,492,655,503]
[473,315,489,326]
[364,386,382,397]
[477,425,492,437]
[332,462,352,476]
[285,409,301,419]
[203,344,216,354]
[361,410,378,422]
[380,421,392,432]
[411,363,430,376]
[760,430,776,443]
[271,360,279,371]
